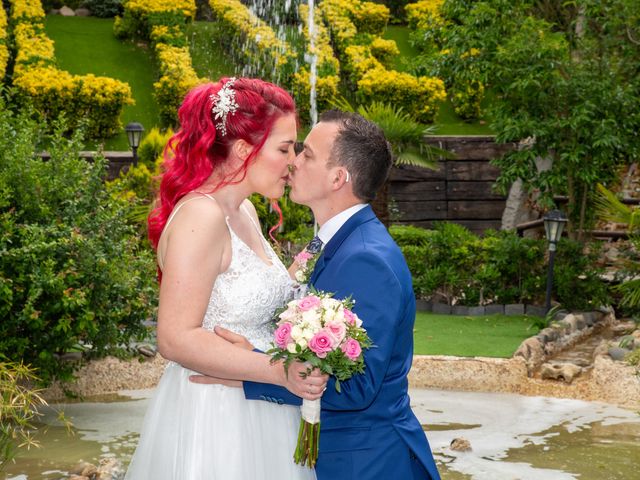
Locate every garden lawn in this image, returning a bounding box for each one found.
[383,25,493,135]
[44,16,160,150]
[413,313,541,357]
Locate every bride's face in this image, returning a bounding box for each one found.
[246,113,297,199]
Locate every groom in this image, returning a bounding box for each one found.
[198,110,440,479]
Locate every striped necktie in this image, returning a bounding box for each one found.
[306,235,323,254]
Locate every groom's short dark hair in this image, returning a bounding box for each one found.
[319,109,393,203]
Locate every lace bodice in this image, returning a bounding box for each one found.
[202,219,294,351]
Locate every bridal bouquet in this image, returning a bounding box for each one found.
[267,290,372,468]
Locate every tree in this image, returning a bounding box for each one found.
[415,0,640,238]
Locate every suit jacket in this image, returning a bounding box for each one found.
[244,206,440,479]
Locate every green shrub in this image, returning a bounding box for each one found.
[0,106,157,384]
[390,222,609,309]
[83,0,123,18]
[137,126,173,168]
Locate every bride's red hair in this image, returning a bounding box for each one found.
[148,78,296,249]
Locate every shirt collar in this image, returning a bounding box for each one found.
[317,204,367,247]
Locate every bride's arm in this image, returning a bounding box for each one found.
[155,199,324,399]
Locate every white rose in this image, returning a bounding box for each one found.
[297,338,308,350]
[291,325,304,341]
[287,343,297,353]
[302,309,321,326]
[303,328,315,340]
[295,270,305,282]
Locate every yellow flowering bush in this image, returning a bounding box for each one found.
[291,68,339,124]
[370,37,400,67]
[450,79,484,120]
[350,2,389,35]
[0,6,8,79]
[405,0,444,30]
[9,0,134,138]
[357,67,446,123]
[124,0,196,19]
[344,44,383,84]
[319,0,358,52]
[154,44,203,125]
[299,4,340,77]
[150,24,187,47]
[13,23,55,67]
[9,0,45,22]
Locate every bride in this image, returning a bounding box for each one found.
[125,77,326,479]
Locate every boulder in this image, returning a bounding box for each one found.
[75,8,91,17]
[608,346,630,361]
[513,337,545,375]
[540,362,582,384]
[450,437,472,452]
[59,6,76,16]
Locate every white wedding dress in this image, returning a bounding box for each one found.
[125,198,315,480]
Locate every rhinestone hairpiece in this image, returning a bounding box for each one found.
[210,77,239,136]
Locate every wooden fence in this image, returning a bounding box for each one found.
[389,136,515,235]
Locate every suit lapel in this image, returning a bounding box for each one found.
[309,205,377,285]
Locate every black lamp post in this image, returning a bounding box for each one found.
[125,122,144,165]
[543,209,568,313]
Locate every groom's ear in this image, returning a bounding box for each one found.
[331,168,350,190]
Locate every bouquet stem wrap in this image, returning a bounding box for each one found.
[295,398,321,467]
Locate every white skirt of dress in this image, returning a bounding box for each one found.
[125,362,316,480]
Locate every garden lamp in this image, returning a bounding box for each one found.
[543,210,568,313]
[125,122,144,165]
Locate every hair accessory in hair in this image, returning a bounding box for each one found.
[210,77,239,136]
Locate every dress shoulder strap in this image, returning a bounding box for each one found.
[241,201,263,236]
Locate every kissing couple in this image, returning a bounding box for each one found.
[125,77,440,480]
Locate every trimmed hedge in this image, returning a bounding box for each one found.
[8,0,134,138]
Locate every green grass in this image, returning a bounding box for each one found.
[187,21,236,81]
[413,313,541,357]
[382,25,419,72]
[383,25,493,135]
[44,16,161,150]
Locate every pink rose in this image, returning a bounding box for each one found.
[341,338,362,361]
[298,295,321,311]
[294,251,313,263]
[325,321,346,347]
[308,330,334,358]
[274,322,293,348]
[343,309,356,325]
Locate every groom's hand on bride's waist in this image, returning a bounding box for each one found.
[188,326,254,387]
[214,325,255,350]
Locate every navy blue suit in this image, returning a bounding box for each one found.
[244,206,440,479]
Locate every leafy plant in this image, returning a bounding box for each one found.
[0,104,157,384]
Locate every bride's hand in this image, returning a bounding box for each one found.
[284,362,329,401]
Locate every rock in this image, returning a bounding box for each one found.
[81,463,98,477]
[97,457,123,479]
[560,314,579,333]
[70,462,94,475]
[136,344,156,357]
[513,337,545,375]
[450,437,472,452]
[59,6,76,16]
[69,476,89,480]
[537,327,560,343]
[540,362,582,384]
[75,8,91,17]
[608,346,630,361]
[611,321,635,335]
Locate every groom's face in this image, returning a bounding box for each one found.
[289,121,340,208]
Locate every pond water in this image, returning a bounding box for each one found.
[5,389,639,480]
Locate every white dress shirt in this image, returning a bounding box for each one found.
[316,204,367,248]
